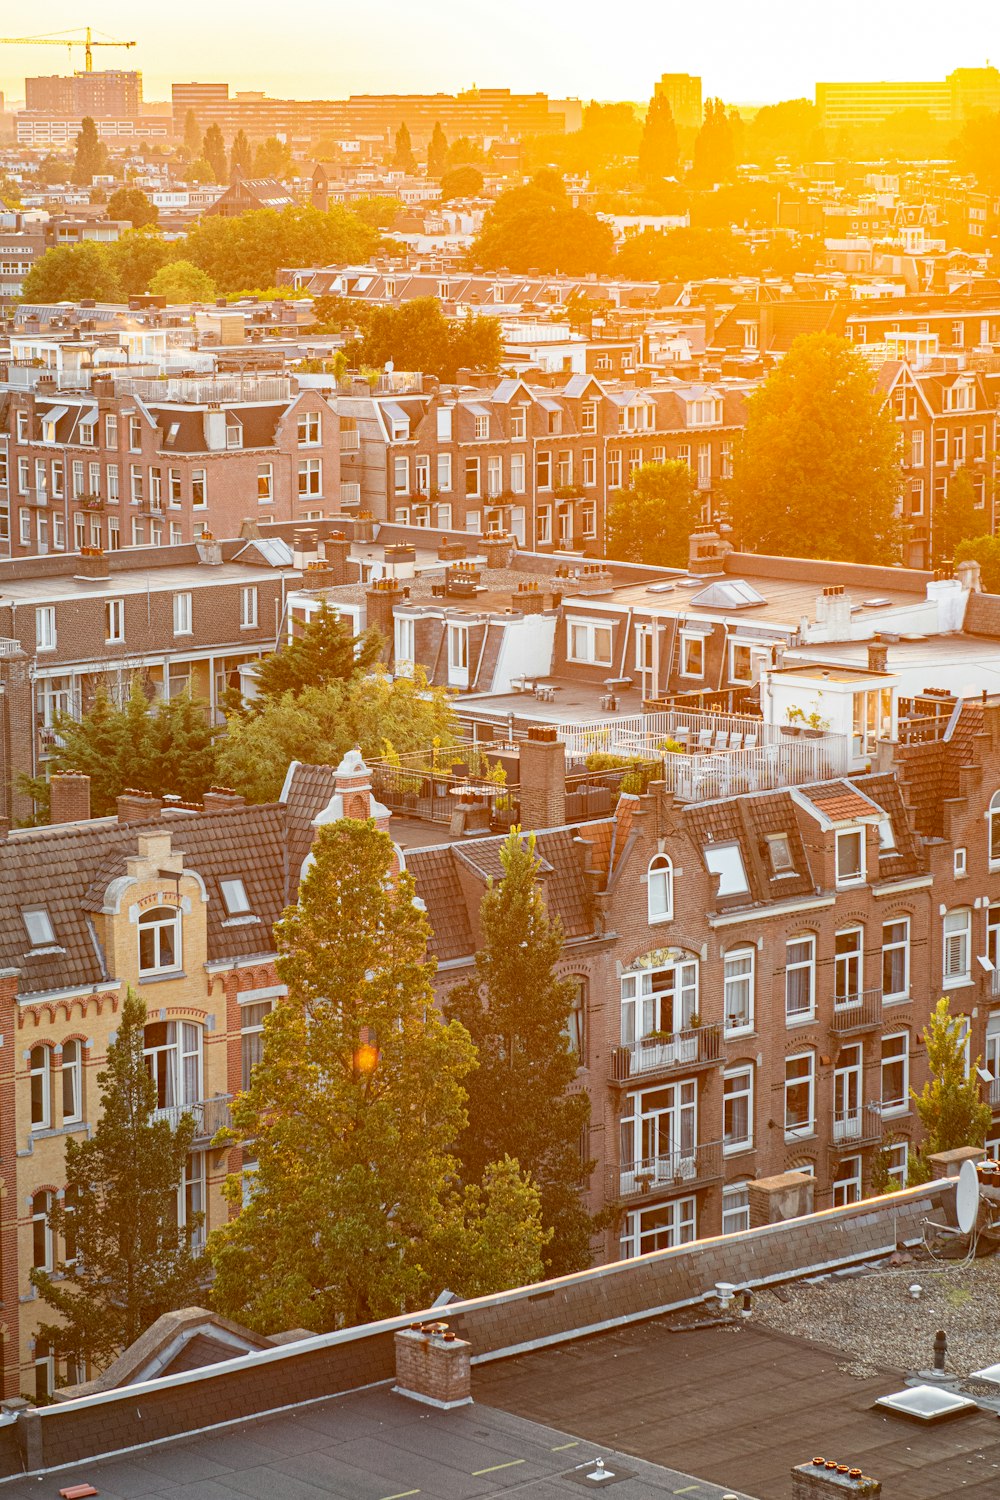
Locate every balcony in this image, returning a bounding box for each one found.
[989,1078,1000,1112]
[829,988,884,1035]
[831,1104,883,1148]
[22,488,48,508]
[613,1140,724,1202]
[151,1095,233,1143]
[611,1024,721,1085]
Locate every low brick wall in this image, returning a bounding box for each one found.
[11,1181,953,1478]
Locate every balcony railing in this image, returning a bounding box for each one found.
[989,1078,1000,1111]
[611,1024,721,1084]
[831,1104,883,1148]
[829,988,884,1034]
[613,1140,724,1201]
[151,1095,233,1142]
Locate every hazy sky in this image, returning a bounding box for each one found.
[2,1,998,105]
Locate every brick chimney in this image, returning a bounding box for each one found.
[748,1171,815,1227]
[49,772,91,825]
[75,547,110,582]
[393,1324,472,1410]
[365,576,402,662]
[484,533,514,569]
[687,526,732,576]
[202,786,245,814]
[791,1459,880,1497]
[518,725,566,830]
[866,634,889,674]
[117,789,162,824]
[322,532,352,585]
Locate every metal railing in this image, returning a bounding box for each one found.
[614,1140,724,1201]
[990,1078,1000,1110]
[660,734,850,802]
[151,1095,233,1141]
[831,1104,883,1147]
[611,1024,722,1083]
[370,761,520,829]
[112,375,293,404]
[830,988,884,1033]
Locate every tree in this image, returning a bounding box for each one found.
[728,333,901,562]
[691,98,736,185]
[230,128,253,178]
[182,204,377,293]
[616,225,752,282]
[187,156,215,185]
[440,164,484,200]
[20,242,122,304]
[30,990,203,1371]
[107,227,173,296]
[934,467,981,566]
[469,179,615,276]
[344,296,501,383]
[638,94,679,183]
[184,109,202,158]
[444,829,593,1277]
[427,121,448,176]
[910,997,992,1180]
[216,668,456,804]
[203,124,228,183]
[252,136,293,178]
[955,534,1000,594]
[107,186,158,228]
[72,117,107,186]
[445,136,486,170]
[148,259,216,303]
[253,600,381,703]
[607,460,702,568]
[208,819,546,1332]
[147,691,222,802]
[393,121,416,173]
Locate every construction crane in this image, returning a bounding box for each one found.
[0,27,136,73]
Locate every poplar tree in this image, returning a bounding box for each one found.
[229,128,253,178]
[445,829,593,1276]
[203,124,228,183]
[184,109,202,158]
[394,121,416,172]
[638,94,679,182]
[31,990,203,1371]
[427,121,448,176]
[208,819,547,1332]
[912,997,992,1166]
[72,117,107,186]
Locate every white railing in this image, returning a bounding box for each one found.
[151,1095,232,1138]
[552,709,767,760]
[112,375,292,405]
[658,734,850,802]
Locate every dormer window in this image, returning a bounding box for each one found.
[835,829,865,886]
[225,417,243,449]
[704,842,749,897]
[877,815,896,851]
[475,414,490,440]
[221,878,251,916]
[767,834,794,875]
[22,907,56,949]
[138,905,181,976]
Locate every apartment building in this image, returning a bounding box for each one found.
[815,67,1000,129]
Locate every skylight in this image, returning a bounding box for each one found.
[690,579,766,609]
[221,879,251,916]
[22,907,55,948]
[704,842,750,897]
[767,833,795,874]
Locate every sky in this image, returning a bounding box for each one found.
[1,1,999,107]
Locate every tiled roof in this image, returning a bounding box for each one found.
[853,772,925,879]
[798,781,882,823]
[281,763,339,887]
[406,845,474,963]
[963,592,1000,639]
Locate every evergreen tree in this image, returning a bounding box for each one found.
[31,991,204,1371]
[394,121,416,172]
[638,94,679,183]
[148,690,221,801]
[252,600,382,705]
[72,117,107,186]
[910,997,992,1179]
[427,121,448,176]
[208,818,547,1332]
[203,124,228,183]
[230,128,253,178]
[691,98,736,185]
[445,829,593,1277]
[607,460,701,567]
[184,109,202,158]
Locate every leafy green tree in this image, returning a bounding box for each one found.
[445,136,486,170]
[728,332,901,562]
[107,228,173,296]
[427,121,448,176]
[616,225,752,282]
[607,460,702,567]
[147,691,222,801]
[182,204,377,293]
[184,109,202,158]
[470,178,615,276]
[229,128,253,178]
[445,829,593,1277]
[345,297,500,383]
[217,668,456,803]
[350,195,404,229]
[208,819,546,1332]
[252,136,293,178]
[638,94,679,183]
[203,123,228,183]
[72,117,107,186]
[393,121,417,172]
[909,997,992,1182]
[187,156,215,184]
[253,600,382,703]
[31,990,203,1371]
[744,98,820,166]
[954,534,1000,593]
[148,258,217,303]
[440,164,484,200]
[107,186,158,227]
[691,98,737,185]
[20,242,122,304]
[934,467,981,566]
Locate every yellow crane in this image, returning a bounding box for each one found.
[0,27,136,73]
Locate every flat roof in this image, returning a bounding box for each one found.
[0,561,296,608]
[589,573,926,629]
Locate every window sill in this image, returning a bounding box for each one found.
[785,1013,817,1027]
[880,1106,910,1120]
[723,1143,754,1158]
[883,994,911,1006]
[942,977,975,990]
[784,1128,816,1143]
[724,1026,756,1041]
[137,969,187,985]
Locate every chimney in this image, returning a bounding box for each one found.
[202,786,245,813]
[955,558,982,594]
[814,585,851,640]
[867,634,889,674]
[117,789,162,824]
[49,771,91,825]
[748,1171,815,1227]
[483,533,514,569]
[393,1324,472,1410]
[75,547,110,582]
[512,580,546,614]
[196,534,223,566]
[322,532,352,585]
[365,576,403,662]
[791,1460,881,1498]
[518,725,566,830]
[687,526,731,576]
[203,406,227,450]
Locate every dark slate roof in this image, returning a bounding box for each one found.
[150,403,288,453]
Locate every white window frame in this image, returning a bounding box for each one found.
[35,606,56,651]
[834,925,864,1007]
[679,632,704,677]
[241,586,258,629]
[647,854,673,924]
[61,1039,83,1125]
[138,905,182,977]
[567,618,613,667]
[723,947,755,1035]
[882,916,910,1001]
[784,1051,815,1140]
[30,1045,52,1130]
[723,1065,754,1154]
[833,1154,862,1207]
[173,592,193,637]
[619,1197,696,1260]
[297,410,321,446]
[785,934,816,1022]
[835,828,866,887]
[943,907,972,987]
[106,598,125,645]
[880,1031,909,1116]
[722,1184,750,1236]
[32,1191,54,1272]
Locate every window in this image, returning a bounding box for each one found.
[51,459,63,498]
[619,1079,697,1188]
[474,414,490,440]
[241,999,273,1090]
[510,453,526,494]
[106,463,120,503]
[582,448,597,488]
[955,846,967,878]
[510,406,527,441]
[226,418,243,449]
[437,454,452,492]
[241,586,258,629]
[784,1052,815,1139]
[105,413,118,448]
[943,908,972,986]
[297,411,321,446]
[722,1184,750,1236]
[786,934,816,1020]
[619,1198,696,1260]
[881,1032,908,1115]
[32,1192,54,1272]
[620,959,699,1045]
[884,1141,908,1188]
[565,978,587,1064]
[35,606,56,651]
[30,1045,52,1129]
[833,1155,862,1207]
[106,598,125,644]
[138,905,181,976]
[487,455,503,497]
[723,1066,753,1153]
[17,458,29,495]
[447,624,469,687]
[297,459,321,499]
[704,842,749,897]
[680,633,704,677]
[581,401,598,434]
[61,1039,82,1125]
[606,450,621,489]
[647,855,673,923]
[882,917,909,1000]
[63,1184,79,1266]
[192,469,207,507]
[536,506,552,545]
[567,619,613,666]
[834,926,864,1007]
[126,415,141,452]
[767,834,794,875]
[23,907,55,948]
[557,450,573,487]
[990,791,1000,866]
[168,469,181,506]
[221,877,251,916]
[178,1152,206,1249]
[724,948,754,1034]
[257,464,273,503]
[464,457,481,497]
[144,1020,201,1106]
[836,829,865,886]
[581,502,597,539]
[130,464,144,503]
[173,592,192,636]
[436,406,453,440]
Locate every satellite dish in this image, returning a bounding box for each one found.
[956,1157,981,1235]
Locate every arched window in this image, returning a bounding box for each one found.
[990,791,1000,867]
[61,1040,82,1125]
[138,905,181,976]
[647,854,673,923]
[564,978,587,1065]
[30,1045,52,1130]
[31,1190,53,1272]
